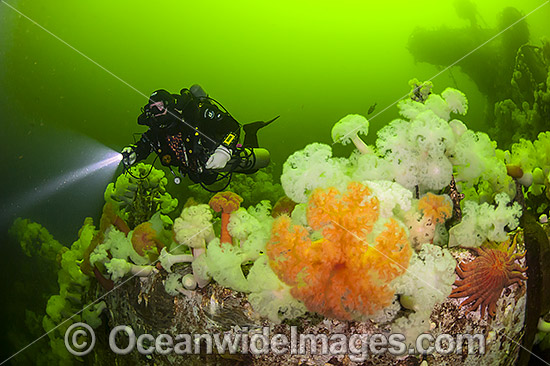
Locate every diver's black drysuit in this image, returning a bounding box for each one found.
[130,87,271,185]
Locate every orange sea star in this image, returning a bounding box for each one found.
[450,233,527,317]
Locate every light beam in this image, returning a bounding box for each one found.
[1,147,123,222]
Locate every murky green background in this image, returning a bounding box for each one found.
[1,0,549,363]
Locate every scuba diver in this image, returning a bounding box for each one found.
[121,84,276,190]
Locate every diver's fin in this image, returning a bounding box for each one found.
[265,115,280,125]
[243,115,280,134]
[243,116,279,148]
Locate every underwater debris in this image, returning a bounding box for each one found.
[518,212,550,365]
[494,40,550,145]
[450,234,527,318]
[408,8,550,151]
[408,7,530,130]
[454,0,482,27]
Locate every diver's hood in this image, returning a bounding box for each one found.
[138,89,178,128]
[149,89,175,106]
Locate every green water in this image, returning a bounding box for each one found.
[3,0,547,237]
[1,0,550,364]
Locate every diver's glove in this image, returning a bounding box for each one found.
[205,145,232,170]
[121,146,137,168]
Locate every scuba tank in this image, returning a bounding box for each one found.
[214,147,270,174]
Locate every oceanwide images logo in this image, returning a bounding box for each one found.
[65,323,485,361]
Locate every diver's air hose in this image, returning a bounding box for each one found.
[124,155,159,180]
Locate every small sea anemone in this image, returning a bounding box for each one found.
[418,192,453,224]
[331,114,371,154]
[131,222,163,260]
[209,191,243,244]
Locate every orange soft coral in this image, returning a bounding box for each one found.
[209,191,243,244]
[267,182,412,320]
[418,192,452,224]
